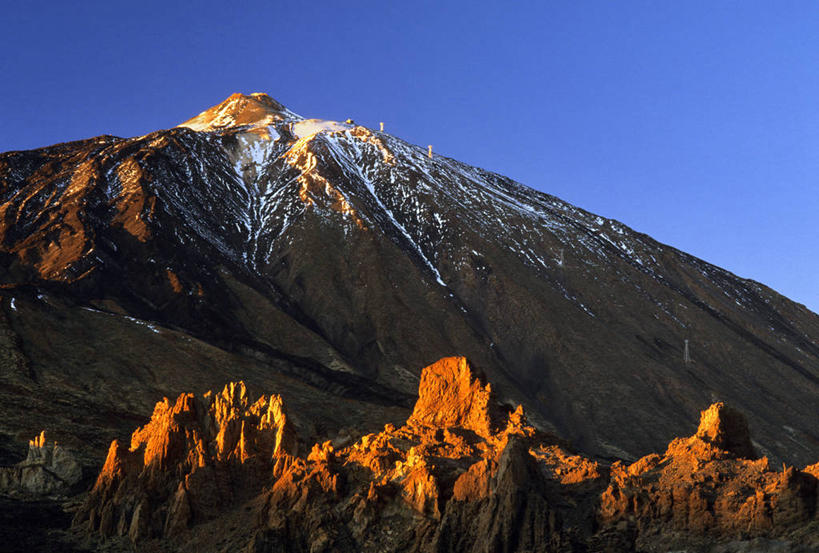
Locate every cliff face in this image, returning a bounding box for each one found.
[407,356,507,438]
[72,357,819,552]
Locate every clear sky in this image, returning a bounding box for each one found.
[2,1,817,313]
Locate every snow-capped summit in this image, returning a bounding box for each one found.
[180,93,356,142]
[178,92,302,132]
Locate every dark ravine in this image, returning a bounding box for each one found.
[0,92,817,550]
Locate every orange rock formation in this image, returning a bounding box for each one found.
[599,402,818,550]
[407,355,505,438]
[0,430,82,497]
[76,382,296,541]
[74,357,819,552]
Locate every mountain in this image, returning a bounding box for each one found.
[0,91,817,480]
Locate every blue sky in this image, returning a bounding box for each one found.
[2,1,817,312]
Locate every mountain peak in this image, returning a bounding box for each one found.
[178,92,301,132]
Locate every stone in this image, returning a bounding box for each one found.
[0,431,82,497]
[694,402,757,459]
[408,356,504,438]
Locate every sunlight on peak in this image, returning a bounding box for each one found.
[178,92,301,132]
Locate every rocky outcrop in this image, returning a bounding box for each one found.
[598,403,819,551]
[0,431,82,497]
[73,381,297,541]
[694,401,757,459]
[246,356,580,553]
[407,356,506,438]
[429,436,572,553]
[75,357,587,551]
[76,357,819,552]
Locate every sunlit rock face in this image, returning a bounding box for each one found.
[74,358,588,551]
[178,92,300,132]
[693,401,757,459]
[408,356,506,438]
[73,358,819,552]
[599,402,819,551]
[73,381,296,541]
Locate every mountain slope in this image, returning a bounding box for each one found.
[0,92,817,469]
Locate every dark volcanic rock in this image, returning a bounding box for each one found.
[430,437,566,553]
[0,497,83,553]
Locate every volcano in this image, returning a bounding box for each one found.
[0,92,817,474]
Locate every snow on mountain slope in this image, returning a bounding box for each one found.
[181,97,794,325]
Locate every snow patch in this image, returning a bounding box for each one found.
[81,306,162,334]
[291,119,352,139]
